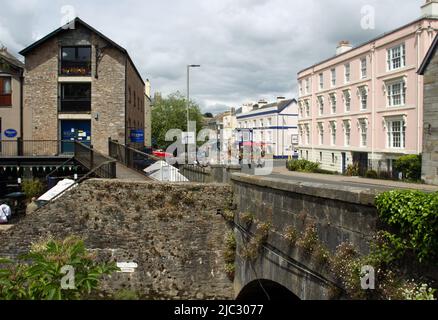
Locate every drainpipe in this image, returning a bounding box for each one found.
[417,27,422,155]
[19,69,24,140]
[371,44,376,169]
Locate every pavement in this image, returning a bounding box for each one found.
[115,163,150,181]
[237,164,438,192]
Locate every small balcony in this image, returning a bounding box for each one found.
[59,83,91,113]
[59,99,91,113]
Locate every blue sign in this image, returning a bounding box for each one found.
[130,130,144,143]
[4,129,17,138]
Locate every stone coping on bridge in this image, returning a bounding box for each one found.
[230,173,378,206]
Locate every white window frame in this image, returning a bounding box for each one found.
[344,63,351,83]
[359,86,368,110]
[330,121,337,146]
[318,122,324,145]
[305,124,310,145]
[360,57,367,79]
[343,90,351,113]
[359,119,368,147]
[331,68,336,87]
[387,80,406,107]
[305,78,310,94]
[386,118,406,149]
[317,96,324,116]
[343,121,351,147]
[299,80,303,96]
[319,73,324,90]
[330,93,337,114]
[305,99,310,117]
[387,43,406,71]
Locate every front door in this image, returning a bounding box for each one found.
[60,120,91,153]
[341,152,347,174]
[353,152,368,176]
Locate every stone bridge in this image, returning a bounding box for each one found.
[231,173,378,300]
[0,175,380,300]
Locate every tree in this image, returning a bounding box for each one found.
[151,91,204,149]
[203,112,213,118]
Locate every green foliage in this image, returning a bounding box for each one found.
[297,224,319,254]
[151,91,204,149]
[21,179,45,200]
[375,190,438,263]
[365,170,378,179]
[0,236,119,300]
[240,212,255,225]
[393,154,422,182]
[283,226,298,245]
[345,163,359,177]
[223,232,236,281]
[286,159,320,173]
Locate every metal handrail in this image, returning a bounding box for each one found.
[34,159,116,213]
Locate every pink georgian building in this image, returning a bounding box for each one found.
[297,0,438,175]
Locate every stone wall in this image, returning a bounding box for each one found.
[422,46,438,185]
[23,37,59,141]
[0,179,234,299]
[91,34,126,154]
[231,173,378,300]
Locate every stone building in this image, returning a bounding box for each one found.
[0,47,27,144]
[19,18,147,154]
[418,34,438,185]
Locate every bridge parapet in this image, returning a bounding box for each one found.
[231,173,379,300]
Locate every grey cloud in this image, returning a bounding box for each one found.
[0,0,424,114]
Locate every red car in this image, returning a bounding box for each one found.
[152,149,173,159]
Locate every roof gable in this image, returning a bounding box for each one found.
[418,33,438,75]
[19,17,145,85]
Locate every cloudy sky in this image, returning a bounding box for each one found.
[0,0,424,114]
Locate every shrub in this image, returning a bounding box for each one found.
[0,236,119,300]
[375,190,438,263]
[240,212,255,225]
[21,179,45,200]
[345,163,359,177]
[393,154,422,182]
[286,159,321,173]
[365,170,378,179]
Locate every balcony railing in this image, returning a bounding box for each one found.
[0,140,75,157]
[59,99,91,113]
[60,61,92,76]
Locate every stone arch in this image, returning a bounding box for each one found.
[236,279,300,301]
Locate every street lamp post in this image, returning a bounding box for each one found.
[186,64,200,164]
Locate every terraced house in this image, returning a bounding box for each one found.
[297,0,438,175]
[0,47,26,144]
[20,17,147,154]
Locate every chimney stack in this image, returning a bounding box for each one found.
[336,40,353,55]
[277,96,286,104]
[422,0,438,18]
[145,79,151,98]
[258,99,268,107]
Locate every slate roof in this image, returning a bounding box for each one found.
[19,17,144,84]
[0,48,24,70]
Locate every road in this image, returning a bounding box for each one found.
[238,163,438,193]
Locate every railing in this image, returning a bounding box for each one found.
[74,142,116,179]
[60,61,92,76]
[59,99,91,113]
[109,138,188,182]
[0,139,75,157]
[36,159,117,212]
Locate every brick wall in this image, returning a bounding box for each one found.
[126,59,145,148]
